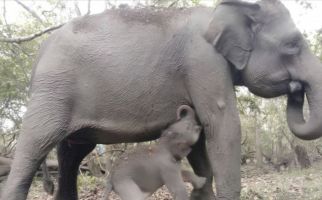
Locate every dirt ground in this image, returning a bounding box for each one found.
[27,161,322,200]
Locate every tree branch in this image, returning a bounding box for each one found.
[2,0,12,36]
[281,129,295,150]
[3,0,7,25]
[14,0,44,25]
[168,0,180,7]
[86,0,91,15]
[104,0,115,9]
[0,23,64,44]
[74,0,82,17]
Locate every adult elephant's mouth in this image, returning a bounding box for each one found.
[247,79,291,98]
[267,80,292,98]
[288,81,303,101]
[288,81,303,94]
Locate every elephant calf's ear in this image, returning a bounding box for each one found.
[176,105,195,120]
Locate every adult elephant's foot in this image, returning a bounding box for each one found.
[190,188,215,200]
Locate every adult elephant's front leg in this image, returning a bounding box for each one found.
[186,53,241,199]
[207,110,241,200]
[191,95,241,200]
[196,99,241,200]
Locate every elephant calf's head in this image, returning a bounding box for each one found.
[160,105,201,160]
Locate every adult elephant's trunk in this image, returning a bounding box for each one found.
[287,50,322,140]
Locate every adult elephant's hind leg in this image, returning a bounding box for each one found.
[187,132,215,200]
[54,140,96,200]
[0,98,69,200]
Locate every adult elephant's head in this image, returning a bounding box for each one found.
[206,0,322,140]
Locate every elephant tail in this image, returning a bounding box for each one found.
[41,159,55,195]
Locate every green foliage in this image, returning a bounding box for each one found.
[295,0,312,9]
[77,173,104,191]
[191,0,201,5]
[0,20,39,135]
[309,30,322,60]
[0,0,71,153]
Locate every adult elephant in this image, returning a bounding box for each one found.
[2,0,322,200]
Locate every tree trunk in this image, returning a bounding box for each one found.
[255,112,263,167]
[105,145,113,177]
[275,134,284,164]
[294,145,311,169]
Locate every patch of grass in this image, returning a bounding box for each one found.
[241,161,322,200]
[77,173,104,192]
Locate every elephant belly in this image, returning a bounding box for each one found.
[67,107,177,144]
[68,73,190,144]
[68,130,162,145]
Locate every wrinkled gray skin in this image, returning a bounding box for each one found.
[103,105,205,200]
[2,0,322,199]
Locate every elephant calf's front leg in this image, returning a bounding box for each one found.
[187,132,215,200]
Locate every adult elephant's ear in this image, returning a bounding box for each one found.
[205,0,260,70]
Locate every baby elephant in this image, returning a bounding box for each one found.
[103,105,205,200]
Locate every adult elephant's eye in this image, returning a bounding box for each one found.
[286,40,298,48]
[281,37,302,55]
